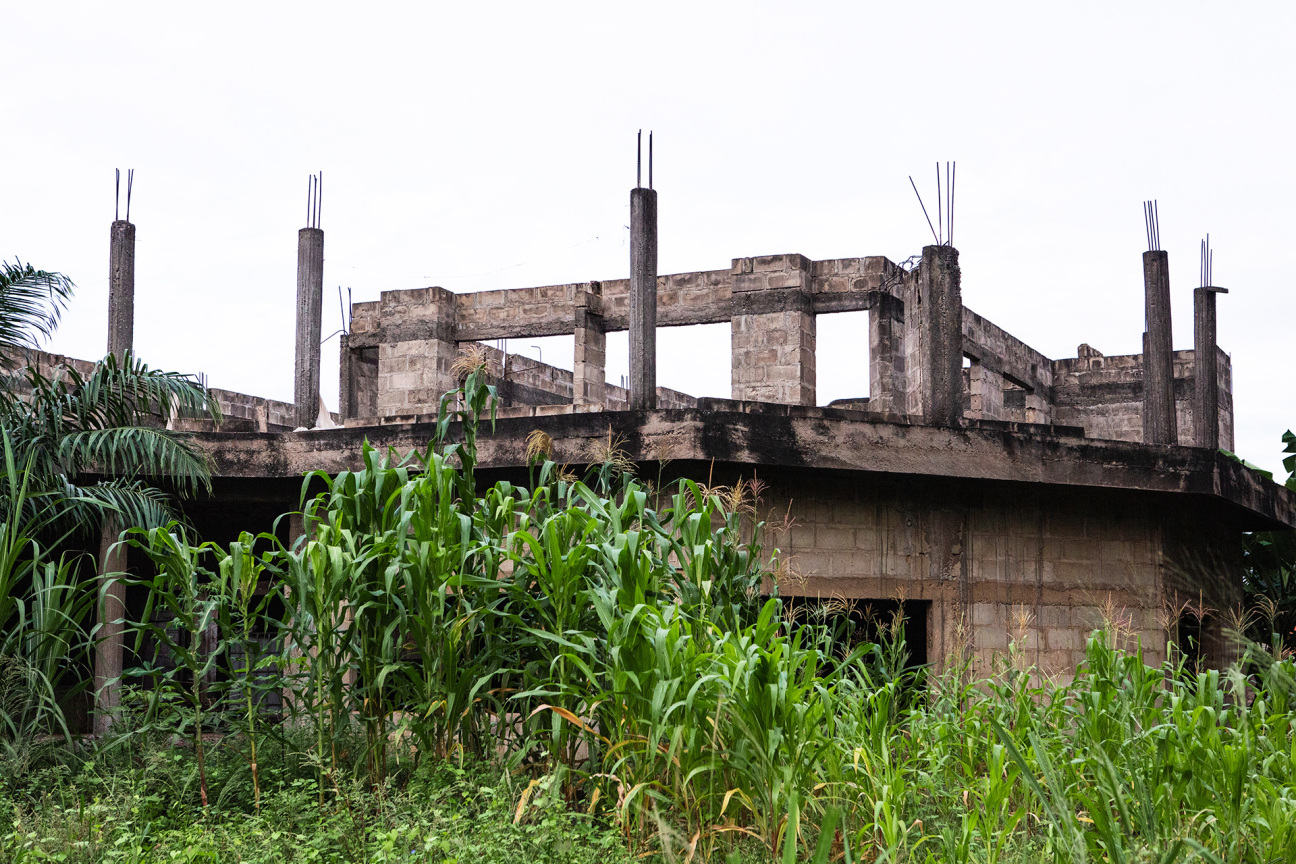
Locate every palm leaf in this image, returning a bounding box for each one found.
[0,261,74,361]
[74,351,220,428]
[57,426,213,496]
[68,479,177,533]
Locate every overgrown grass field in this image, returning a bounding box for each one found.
[3,361,1295,863]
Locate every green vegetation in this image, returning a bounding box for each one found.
[2,355,1296,861]
[0,259,217,755]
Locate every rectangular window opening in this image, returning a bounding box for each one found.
[784,596,930,672]
[816,310,870,408]
[475,335,575,407]
[605,323,731,405]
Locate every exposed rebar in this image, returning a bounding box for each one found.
[910,176,939,245]
[936,162,942,246]
[949,162,956,246]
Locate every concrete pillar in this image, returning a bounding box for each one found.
[909,246,963,427]
[294,227,324,428]
[1193,285,1227,450]
[375,287,459,418]
[107,220,135,361]
[1141,251,1176,445]
[868,293,906,415]
[629,188,657,410]
[92,520,126,736]
[731,254,816,406]
[96,218,137,735]
[338,333,354,421]
[574,282,606,408]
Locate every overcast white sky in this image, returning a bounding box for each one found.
[3,2,1293,474]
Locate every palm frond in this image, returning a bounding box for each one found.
[69,478,178,533]
[57,426,213,497]
[75,351,220,428]
[0,261,74,360]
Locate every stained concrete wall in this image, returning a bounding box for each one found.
[764,470,1222,678]
[1053,347,1234,450]
[373,287,459,418]
[340,251,1234,453]
[208,389,298,431]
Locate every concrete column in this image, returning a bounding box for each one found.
[96,218,137,735]
[573,281,606,408]
[629,188,657,410]
[92,519,126,736]
[912,245,963,427]
[1141,251,1176,445]
[107,221,135,361]
[375,287,459,418]
[338,333,354,420]
[294,227,325,428]
[868,293,906,415]
[731,254,816,406]
[1193,285,1227,450]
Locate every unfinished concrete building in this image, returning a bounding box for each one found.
[76,172,1294,710]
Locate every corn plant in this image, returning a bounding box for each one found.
[121,523,227,809]
[211,531,279,813]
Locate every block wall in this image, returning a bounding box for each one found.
[1052,348,1234,449]
[758,471,1201,679]
[374,287,459,418]
[731,308,816,405]
[731,255,817,406]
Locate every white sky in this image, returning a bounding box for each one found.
[3,2,1293,475]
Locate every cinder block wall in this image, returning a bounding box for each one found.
[761,471,1231,679]
[731,255,817,406]
[373,287,459,418]
[338,254,1235,451]
[1052,348,1234,449]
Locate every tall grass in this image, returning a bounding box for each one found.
[6,361,1296,862]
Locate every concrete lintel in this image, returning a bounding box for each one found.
[445,274,896,343]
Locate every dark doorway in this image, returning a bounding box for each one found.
[784,596,929,671]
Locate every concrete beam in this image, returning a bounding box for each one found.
[629,188,657,409]
[1142,250,1176,445]
[434,258,898,345]
[191,402,1295,531]
[294,227,325,428]
[107,220,135,361]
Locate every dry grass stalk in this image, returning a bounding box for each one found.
[525,429,553,462]
[596,426,636,476]
[451,343,496,380]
